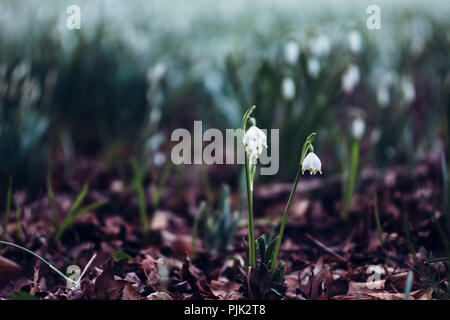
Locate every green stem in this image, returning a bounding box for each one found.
[0,240,77,285]
[270,133,316,276]
[343,140,359,220]
[245,155,256,267]
[242,105,256,268]
[270,165,301,275]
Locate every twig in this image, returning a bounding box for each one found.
[306,233,346,263]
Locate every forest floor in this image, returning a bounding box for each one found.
[0,154,448,300]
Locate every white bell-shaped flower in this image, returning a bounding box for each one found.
[243,126,267,163]
[302,152,322,175]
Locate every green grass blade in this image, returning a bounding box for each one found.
[403,271,413,300]
[0,240,77,285]
[67,184,89,218]
[1,178,12,242]
[47,162,58,229]
[373,195,384,246]
[56,201,106,240]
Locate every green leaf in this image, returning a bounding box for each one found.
[10,291,39,300]
[265,236,279,266]
[67,184,89,218]
[256,235,266,262]
[113,251,132,262]
[272,261,285,283]
[403,271,413,300]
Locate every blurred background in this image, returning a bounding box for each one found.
[0,0,449,191]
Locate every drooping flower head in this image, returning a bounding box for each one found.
[243,126,267,164]
[302,152,322,175]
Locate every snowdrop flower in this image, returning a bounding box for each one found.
[302,152,322,175]
[351,117,366,140]
[310,35,330,57]
[348,30,362,54]
[282,77,296,100]
[285,41,300,65]
[243,126,267,164]
[342,64,360,94]
[400,76,416,104]
[148,62,166,84]
[377,71,398,108]
[307,57,321,78]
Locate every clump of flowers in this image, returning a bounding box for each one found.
[241,105,321,280]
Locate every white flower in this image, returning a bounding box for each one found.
[377,71,398,108]
[282,77,296,100]
[285,41,300,64]
[348,30,362,53]
[351,117,366,140]
[400,76,416,104]
[307,57,320,78]
[342,64,360,93]
[243,126,267,163]
[310,35,330,57]
[302,152,322,175]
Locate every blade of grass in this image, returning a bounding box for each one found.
[191,201,206,257]
[56,201,106,240]
[343,141,359,220]
[15,203,22,238]
[131,159,148,242]
[373,195,384,246]
[1,178,12,243]
[66,184,89,218]
[0,240,77,285]
[47,161,58,229]
[403,271,413,300]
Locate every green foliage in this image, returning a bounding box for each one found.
[193,184,240,254]
[113,251,132,262]
[255,234,285,283]
[10,291,39,300]
[47,178,106,241]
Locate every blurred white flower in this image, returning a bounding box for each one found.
[400,76,416,104]
[351,117,366,140]
[148,62,166,84]
[307,57,320,78]
[302,152,322,175]
[348,30,362,53]
[282,77,296,100]
[310,35,330,57]
[153,152,167,167]
[284,41,300,64]
[377,71,398,108]
[243,126,267,164]
[342,64,360,93]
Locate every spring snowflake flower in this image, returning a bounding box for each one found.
[400,76,416,104]
[310,35,330,57]
[307,57,321,78]
[302,152,322,175]
[285,41,300,65]
[351,117,366,140]
[282,77,296,100]
[348,30,362,54]
[342,64,360,94]
[243,126,267,163]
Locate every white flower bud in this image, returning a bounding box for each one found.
[243,126,267,164]
[348,30,362,54]
[342,64,360,94]
[351,117,366,140]
[302,152,322,175]
[307,57,321,78]
[285,41,300,65]
[310,35,330,57]
[282,77,296,100]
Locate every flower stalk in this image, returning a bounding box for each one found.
[270,133,317,276]
[242,105,257,267]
